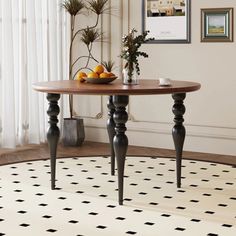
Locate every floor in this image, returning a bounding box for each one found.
[0,155,236,235]
[1,142,236,166]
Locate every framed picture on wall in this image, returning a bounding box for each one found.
[142,0,191,43]
[201,8,234,42]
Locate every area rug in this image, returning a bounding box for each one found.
[0,156,235,236]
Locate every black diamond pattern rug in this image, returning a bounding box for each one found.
[0,156,235,235]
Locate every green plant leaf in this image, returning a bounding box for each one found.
[62,0,85,16]
[120,28,154,76]
[88,0,109,15]
[80,27,101,45]
[102,60,115,72]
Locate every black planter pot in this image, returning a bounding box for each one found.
[62,118,85,146]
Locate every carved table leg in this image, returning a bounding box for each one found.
[47,93,60,190]
[172,93,186,188]
[113,95,129,205]
[107,96,116,176]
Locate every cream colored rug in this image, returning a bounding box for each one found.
[0,156,235,235]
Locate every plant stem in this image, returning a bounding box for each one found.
[69,15,75,80]
[72,44,99,80]
[70,14,100,80]
[72,55,91,68]
[69,15,75,119]
[71,14,99,45]
[87,44,99,64]
[76,67,93,74]
[125,62,133,83]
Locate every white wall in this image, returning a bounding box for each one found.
[73,0,236,156]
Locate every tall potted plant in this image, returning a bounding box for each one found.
[62,0,109,146]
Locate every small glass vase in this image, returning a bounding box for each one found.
[122,67,139,85]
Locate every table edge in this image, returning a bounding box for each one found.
[33,81,201,95]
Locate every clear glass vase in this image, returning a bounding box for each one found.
[122,66,139,85]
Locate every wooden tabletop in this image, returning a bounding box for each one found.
[33,79,201,95]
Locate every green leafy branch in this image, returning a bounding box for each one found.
[120,29,154,81]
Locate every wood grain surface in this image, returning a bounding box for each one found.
[33,79,201,95]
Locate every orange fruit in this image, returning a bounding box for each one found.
[107,72,115,77]
[93,65,104,75]
[87,72,99,78]
[99,72,110,78]
[76,72,87,82]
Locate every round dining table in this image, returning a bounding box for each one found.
[33,79,201,205]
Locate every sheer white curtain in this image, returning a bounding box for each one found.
[0,0,69,148]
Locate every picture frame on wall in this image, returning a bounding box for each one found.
[142,0,191,43]
[201,8,234,42]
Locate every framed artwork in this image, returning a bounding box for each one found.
[142,0,191,43]
[201,8,234,42]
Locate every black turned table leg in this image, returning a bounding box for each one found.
[172,93,186,188]
[107,96,116,176]
[113,95,129,205]
[47,93,60,190]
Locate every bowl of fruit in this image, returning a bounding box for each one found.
[76,63,117,84]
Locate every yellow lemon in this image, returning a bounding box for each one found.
[87,72,99,78]
[93,65,104,75]
[99,72,110,78]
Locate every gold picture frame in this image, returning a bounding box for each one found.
[201,8,234,42]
